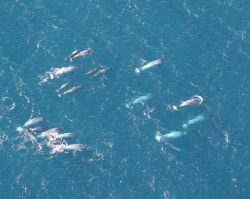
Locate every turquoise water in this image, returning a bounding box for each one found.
[0,0,250,198]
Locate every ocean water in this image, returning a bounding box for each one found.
[0,0,250,198]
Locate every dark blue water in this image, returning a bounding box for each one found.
[0,0,250,198]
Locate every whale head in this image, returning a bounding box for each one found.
[182,123,188,129]
[155,131,163,142]
[16,126,25,132]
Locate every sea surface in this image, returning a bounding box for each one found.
[0,0,250,198]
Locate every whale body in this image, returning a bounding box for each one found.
[155,130,187,142]
[135,59,164,74]
[62,85,81,95]
[23,117,44,127]
[182,114,206,129]
[125,93,152,108]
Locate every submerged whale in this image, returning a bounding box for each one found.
[66,48,92,60]
[49,66,77,79]
[125,93,152,109]
[40,66,77,84]
[62,85,81,96]
[182,114,206,129]
[50,143,86,154]
[38,128,62,138]
[135,59,164,74]
[155,130,187,142]
[85,67,112,77]
[23,117,44,127]
[57,82,70,92]
[85,68,99,75]
[48,132,75,141]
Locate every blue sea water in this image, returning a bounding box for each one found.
[0,0,250,198]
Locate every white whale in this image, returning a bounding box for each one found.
[155,130,187,142]
[135,59,164,74]
[23,117,44,127]
[182,114,206,129]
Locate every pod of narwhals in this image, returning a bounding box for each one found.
[16,117,86,154]
[156,95,205,144]
[123,92,205,144]
[13,46,205,154]
[38,48,112,98]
